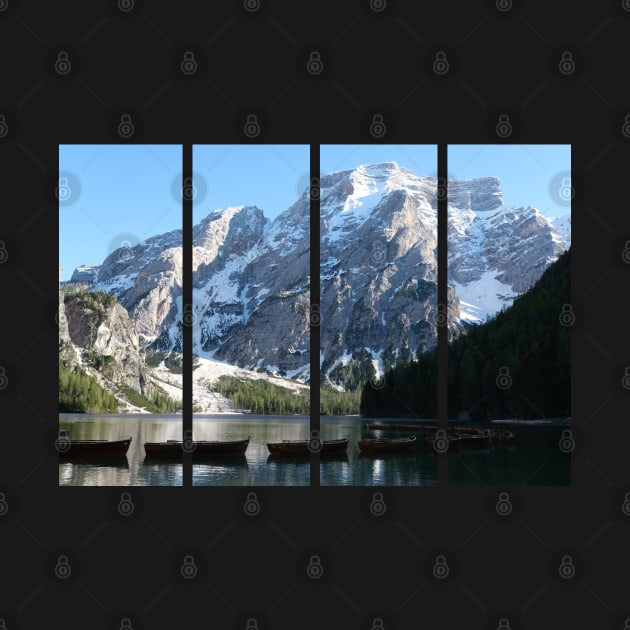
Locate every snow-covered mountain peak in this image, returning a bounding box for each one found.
[448,176,504,213]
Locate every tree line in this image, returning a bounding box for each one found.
[59,358,118,412]
[361,248,571,420]
[212,375,310,415]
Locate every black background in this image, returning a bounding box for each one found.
[1,0,629,628]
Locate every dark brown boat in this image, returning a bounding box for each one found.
[424,435,461,452]
[394,423,436,432]
[454,433,492,449]
[57,430,132,457]
[267,438,349,456]
[366,423,392,430]
[144,438,249,457]
[357,435,416,453]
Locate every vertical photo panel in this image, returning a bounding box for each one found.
[319,145,439,486]
[446,144,571,485]
[59,144,183,486]
[191,145,311,486]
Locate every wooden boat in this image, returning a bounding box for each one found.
[491,429,515,445]
[424,435,461,452]
[144,437,249,457]
[267,438,349,456]
[446,426,490,435]
[357,435,416,453]
[57,430,132,457]
[455,433,492,449]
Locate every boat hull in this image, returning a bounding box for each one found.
[57,437,132,457]
[357,436,416,453]
[144,438,249,457]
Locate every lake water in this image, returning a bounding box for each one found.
[59,414,311,487]
[59,414,570,486]
[321,417,571,486]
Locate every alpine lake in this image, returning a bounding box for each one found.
[59,414,571,486]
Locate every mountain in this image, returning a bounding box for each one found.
[64,161,570,396]
[361,248,571,420]
[318,163,570,388]
[448,177,571,324]
[319,162,443,388]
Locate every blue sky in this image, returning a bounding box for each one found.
[448,144,571,218]
[192,145,310,224]
[59,144,309,280]
[59,144,569,280]
[59,145,182,281]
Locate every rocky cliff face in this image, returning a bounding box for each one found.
[319,163,443,382]
[59,290,150,400]
[65,162,570,391]
[447,176,571,322]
